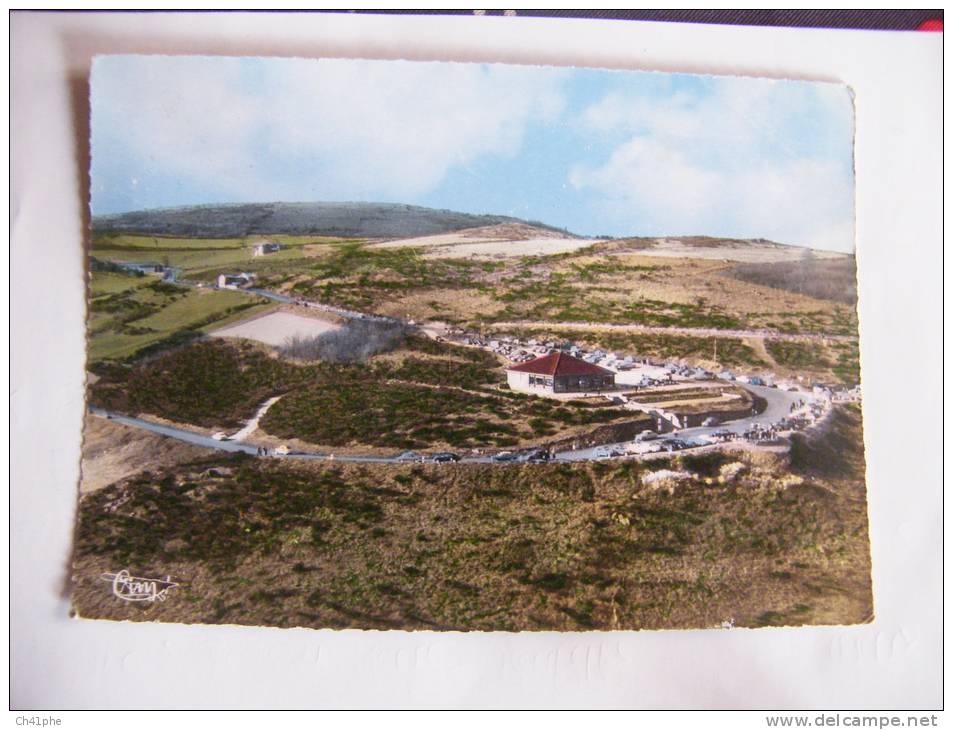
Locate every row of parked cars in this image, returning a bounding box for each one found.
[394,450,460,463]
[394,449,556,464]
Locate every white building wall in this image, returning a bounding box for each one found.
[507,370,532,391]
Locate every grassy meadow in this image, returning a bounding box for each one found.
[87,271,273,362]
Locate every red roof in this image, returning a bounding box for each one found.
[507,351,614,377]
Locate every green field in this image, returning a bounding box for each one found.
[92,232,349,251]
[87,271,273,362]
[90,233,352,281]
[90,271,151,296]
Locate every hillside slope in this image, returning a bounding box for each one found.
[592,235,849,263]
[92,202,573,239]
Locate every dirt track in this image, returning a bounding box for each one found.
[486,320,856,343]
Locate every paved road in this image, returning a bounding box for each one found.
[237,286,396,323]
[245,288,293,304]
[555,385,821,462]
[681,384,818,438]
[89,407,497,464]
[91,383,821,467]
[486,320,855,343]
[102,274,829,463]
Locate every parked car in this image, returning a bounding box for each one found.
[491,451,519,462]
[634,430,661,442]
[523,449,552,463]
[211,432,231,441]
[395,451,422,462]
[430,452,460,463]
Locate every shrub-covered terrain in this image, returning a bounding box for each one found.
[500,327,767,370]
[728,256,858,305]
[72,405,871,631]
[90,340,313,429]
[89,337,640,447]
[763,339,860,386]
[250,242,498,312]
[261,379,633,450]
[91,201,562,239]
[183,239,857,336]
[263,382,524,449]
[765,340,832,371]
[490,278,743,329]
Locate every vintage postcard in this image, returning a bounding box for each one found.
[72,56,870,631]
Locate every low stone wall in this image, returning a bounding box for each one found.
[542,416,653,453]
[664,390,768,429]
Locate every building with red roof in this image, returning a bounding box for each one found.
[506,350,615,394]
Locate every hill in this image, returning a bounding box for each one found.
[91,202,574,240]
[592,235,849,263]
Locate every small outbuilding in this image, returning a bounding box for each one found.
[253,241,282,257]
[506,351,615,394]
[217,272,255,289]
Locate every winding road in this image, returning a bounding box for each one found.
[109,275,831,465]
[89,407,495,464]
[90,382,822,467]
[555,384,821,462]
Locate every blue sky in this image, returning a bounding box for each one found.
[91,56,855,252]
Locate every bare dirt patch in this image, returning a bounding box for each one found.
[370,223,600,259]
[209,309,341,347]
[594,237,849,263]
[79,414,213,493]
[638,237,848,263]
[375,288,506,322]
[423,239,595,259]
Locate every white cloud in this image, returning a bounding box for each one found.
[570,138,721,221]
[260,59,566,196]
[570,76,856,252]
[91,59,856,251]
[92,57,567,208]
